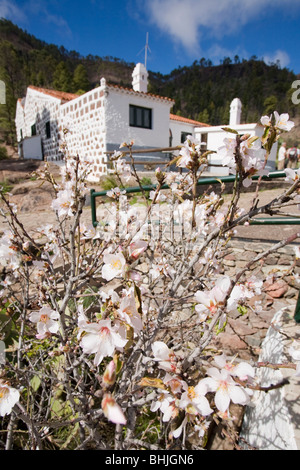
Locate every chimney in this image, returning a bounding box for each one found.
[229,98,242,126]
[132,63,148,93]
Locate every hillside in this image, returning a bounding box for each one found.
[0,18,299,147]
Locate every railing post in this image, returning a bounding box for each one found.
[90,189,97,227]
[294,290,300,323]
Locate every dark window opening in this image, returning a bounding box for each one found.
[46,121,51,139]
[181,131,190,143]
[129,105,152,129]
[31,124,36,136]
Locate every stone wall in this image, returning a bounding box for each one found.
[61,83,107,177]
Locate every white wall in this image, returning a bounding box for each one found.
[169,120,196,147]
[105,87,173,149]
[195,123,278,175]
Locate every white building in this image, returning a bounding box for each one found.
[15,63,208,179]
[195,97,278,175]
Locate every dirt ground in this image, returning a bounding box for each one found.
[0,158,299,242]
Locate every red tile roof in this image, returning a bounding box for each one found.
[106,83,175,103]
[170,113,210,127]
[28,85,79,103]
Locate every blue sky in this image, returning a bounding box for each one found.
[1,0,300,75]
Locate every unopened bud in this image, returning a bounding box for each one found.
[102,360,116,388]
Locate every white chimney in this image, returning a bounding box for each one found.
[132,63,148,93]
[229,98,242,126]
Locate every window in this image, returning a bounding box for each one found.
[31,124,36,136]
[181,131,190,143]
[129,105,152,129]
[200,133,208,147]
[45,121,51,139]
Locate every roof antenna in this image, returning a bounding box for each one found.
[137,32,151,69]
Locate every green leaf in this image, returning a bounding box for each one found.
[221,127,238,135]
[30,375,41,392]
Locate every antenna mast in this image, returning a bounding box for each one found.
[137,32,151,69]
[145,32,149,69]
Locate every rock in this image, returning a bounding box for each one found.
[263,279,289,298]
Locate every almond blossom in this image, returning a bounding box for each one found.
[117,287,143,333]
[274,111,294,132]
[195,276,231,320]
[179,380,213,417]
[101,393,127,425]
[78,314,127,366]
[213,354,255,381]
[201,367,252,413]
[151,341,180,373]
[29,306,60,339]
[101,251,127,281]
[285,168,300,184]
[0,381,20,417]
[51,186,74,218]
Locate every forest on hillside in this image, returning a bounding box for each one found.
[0,18,298,146]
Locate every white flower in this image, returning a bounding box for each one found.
[101,393,126,425]
[79,317,127,366]
[151,341,179,373]
[118,287,143,333]
[115,158,131,182]
[0,230,20,271]
[29,306,60,339]
[151,392,179,423]
[51,187,74,217]
[218,137,237,168]
[274,111,294,132]
[201,367,251,413]
[128,240,148,260]
[213,354,255,381]
[101,252,127,281]
[285,168,300,184]
[195,276,231,319]
[260,115,272,127]
[0,381,20,416]
[179,380,213,417]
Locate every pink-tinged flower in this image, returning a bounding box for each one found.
[0,381,20,416]
[101,393,126,425]
[218,137,237,168]
[274,111,294,132]
[115,158,131,182]
[201,367,251,413]
[151,341,179,374]
[101,252,127,281]
[128,240,148,260]
[79,316,127,366]
[195,276,231,319]
[118,288,143,332]
[51,187,74,217]
[102,360,117,388]
[151,390,179,422]
[29,306,60,339]
[285,168,300,184]
[179,380,213,417]
[0,230,20,271]
[213,354,255,381]
[260,115,272,127]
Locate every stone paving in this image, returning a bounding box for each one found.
[215,238,299,361]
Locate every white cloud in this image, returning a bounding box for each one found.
[263,50,290,68]
[143,0,299,54]
[0,0,27,23]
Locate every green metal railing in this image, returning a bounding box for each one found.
[90,169,300,321]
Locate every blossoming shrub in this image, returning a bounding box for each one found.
[0,112,299,450]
